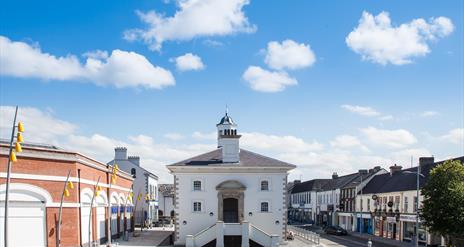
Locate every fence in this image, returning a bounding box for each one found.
[288,225,320,245]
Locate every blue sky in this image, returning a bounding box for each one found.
[1,0,463,182]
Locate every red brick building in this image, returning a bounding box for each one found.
[0,142,134,247]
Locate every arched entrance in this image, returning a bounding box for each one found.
[216,180,245,223]
[223,198,238,223]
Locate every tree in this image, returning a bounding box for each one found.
[421,159,464,245]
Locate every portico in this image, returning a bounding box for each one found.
[216,180,245,223]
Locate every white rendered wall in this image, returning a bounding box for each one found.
[174,172,287,245]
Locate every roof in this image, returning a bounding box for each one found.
[341,170,379,189]
[291,179,331,193]
[362,156,464,194]
[217,113,235,126]
[167,148,296,169]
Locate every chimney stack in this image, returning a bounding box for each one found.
[389,164,402,175]
[358,169,368,175]
[115,147,127,160]
[293,180,301,184]
[332,172,339,179]
[128,156,140,166]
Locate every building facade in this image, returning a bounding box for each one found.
[357,156,464,246]
[0,142,133,247]
[338,166,386,233]
[108,147,159,226]
[167,113,296,247]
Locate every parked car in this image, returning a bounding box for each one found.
[324,226,348,236]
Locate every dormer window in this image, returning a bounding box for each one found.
[193,180,202,191]
[260,180,269,191]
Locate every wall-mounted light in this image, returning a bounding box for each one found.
[183,220,187,225]
[248,212,253,216]
[209,212,214,216]
[275,220,280,225]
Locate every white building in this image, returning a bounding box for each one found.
[108,147,159,226]
[167,112,296,247]
[158,184,175,219]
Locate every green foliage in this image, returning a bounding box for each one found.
[421,159,464,238]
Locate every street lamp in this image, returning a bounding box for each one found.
[402,169,425,247]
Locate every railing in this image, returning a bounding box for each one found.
[224,223,241,236]
[192,223,216,247]
[249,225,272,247]
[288,225,320,245]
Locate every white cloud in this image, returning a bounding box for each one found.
[378,115,393,121]
[264,39,316,70]
[360,126,417,149]
[124,0,256,51]
[241,132,324,153]
[164,133,185,140]
[192,131,217,140]
[421,111,438,117]
[172,53,205,71]
[390,148,432,166]
[440,128,464,144]
[330,135,369,152]
[242,66,297,93]
[0,106,76,144]
[0,36,175,89]
[346,11,454,65]
[341,104,381,116]
[202,39,224,47]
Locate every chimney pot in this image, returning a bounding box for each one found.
[332,172,338,179]
[115,147,127,160]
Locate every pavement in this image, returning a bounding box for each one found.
[102,227,174,247]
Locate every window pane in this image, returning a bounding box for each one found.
[193,181,201,191]
[261,202,269,212]
[261,180,269,191]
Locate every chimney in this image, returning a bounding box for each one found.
[374,166,381,172]
[419,157,434,166]
[115,147,127,160]
[128,156,140,166]
[293,180,301,184]
[332,172,338,179]
[389,164,402,175]
[358,169,368,175]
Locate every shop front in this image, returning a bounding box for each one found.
[386,216,399,240]
[337,212,354,231]
[356,213,373,234]
[400,214,427,245]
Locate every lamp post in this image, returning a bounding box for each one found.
[403,169,425,247]
[57,170,73,247]
[89,177,102,247]
[3,106,25,247]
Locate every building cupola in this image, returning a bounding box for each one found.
[216,109,241,163]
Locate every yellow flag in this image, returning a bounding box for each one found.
[18,122,25,132]
[64,188,70,197]
[67,181,74,189]
[10,151,17,162]
[17,133,24,143]
[15,142,22,153]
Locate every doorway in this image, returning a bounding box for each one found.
[223,198,238,223]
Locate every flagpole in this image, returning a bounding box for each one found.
[57,170,72,247]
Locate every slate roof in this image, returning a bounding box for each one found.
[362,156,464,194]
[341,171,379,189]
[167,148,296,168]
[290,179,331,193]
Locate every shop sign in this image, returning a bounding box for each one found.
[387,216,396,223]
[356,213,372,219]
[400,214,421,222]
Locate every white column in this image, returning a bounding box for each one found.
[186,235,194,247]
[241,221,250,247]
[216,221,224,247]
[270,234,280,247]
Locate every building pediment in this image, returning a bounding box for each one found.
[216,180,246,190]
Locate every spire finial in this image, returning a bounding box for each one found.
[225,104,228,116]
